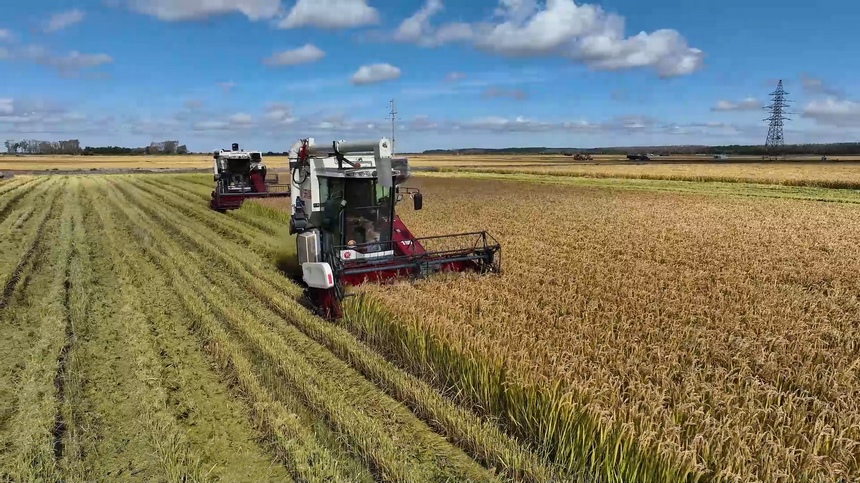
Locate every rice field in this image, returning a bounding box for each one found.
[3,168,859,483]
[258,171,860,482]
[331,175,860,483]
[433,162,860,190]
[0,173,560,483]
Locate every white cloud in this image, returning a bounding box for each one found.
[2,44,112,75]
[278,0,378,29]
[711,97,762,111]
[801,98,860,127]
[0,47,9,60]
[230,113,253,124]
[351,63,401,85]
[262,43,325,66]
[45,9,85,32]
[47,51,113,70]
[393,0,703,77]
[394,0,443,44]
[800,74,843,98]
[0,29,12,41]
[444,72,465,82]
[127,0,282,21]
[193,117,252,131]
[0,98,13,115]
[481,87,526,100]
[263,103,296,125]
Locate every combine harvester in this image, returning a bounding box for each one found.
[287,137,501,318]
[210,142,290,211]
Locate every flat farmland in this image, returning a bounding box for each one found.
[6,154,860,192]
[336,175,860,483]
[434,161,860,189]
[0,174,559,483]
[3,165,860,483]
[253,173,860,483]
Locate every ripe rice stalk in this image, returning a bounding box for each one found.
[353,175,860,483]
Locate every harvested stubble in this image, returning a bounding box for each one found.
[1,172,564,483]
[345,175,860,483]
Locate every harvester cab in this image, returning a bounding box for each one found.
[210,142,290,211]
[287,137,501,319]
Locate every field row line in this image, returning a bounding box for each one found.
[107,177,494,481]
[0,177,64,309]
[115,175,565,482]
[0,177,75,482]
[96,177,371,482]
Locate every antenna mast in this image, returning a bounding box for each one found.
[763,80,791,160]
[388,98,399,155]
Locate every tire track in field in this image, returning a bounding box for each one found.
[84,179,297,481]
[99,179,369,481]
[115,175,564,482]
[0,177,46,225]
[0,177,75,482]
[107,179,502,482]
[51,180,83,462]
[0,178,63,309]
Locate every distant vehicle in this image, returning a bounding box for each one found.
[627,154,650,161]
[714,154,729,160]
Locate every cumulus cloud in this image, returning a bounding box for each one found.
[0,97,103,135]
[193,114,254,131]
[45,9,85,32]
[351,63,401,85]
[263,103,296,125]
[481,87,527,100]
[1,44,112,75]
[801,98,860,127]
[445,72,465,82]
[392,0,470,45]
[216,81,236,92]
[278,0,378,29]
[393,0,703,77]
[262,44,325,66]
[711,97,762,111]
[127,0,282,21]
[0,98,13,115]
[800,74,843,98]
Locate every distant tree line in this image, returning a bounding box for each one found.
[4,139,83,155]
[3,139,188,155]
[422,142,860,156]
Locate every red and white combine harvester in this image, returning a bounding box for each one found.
[210,143,290,211]
[287,137,501,318]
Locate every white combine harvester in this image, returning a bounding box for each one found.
[285,137,501,318]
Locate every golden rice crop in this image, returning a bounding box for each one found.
[436,162,860,190]
[353,175,860,483]
[1,173,565,483]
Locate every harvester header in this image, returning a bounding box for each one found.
[286,136,501,318]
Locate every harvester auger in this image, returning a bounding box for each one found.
[210,142,291,211]
[287,137,501,319]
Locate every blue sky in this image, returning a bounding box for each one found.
[1,0,859,153]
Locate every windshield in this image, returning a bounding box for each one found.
[321,177,393,250]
